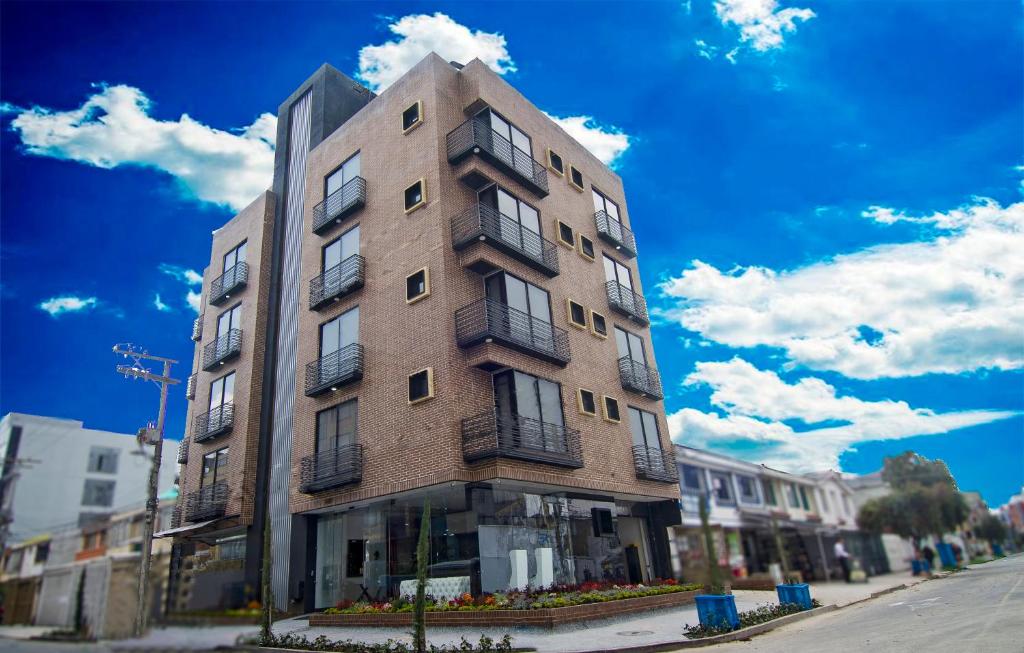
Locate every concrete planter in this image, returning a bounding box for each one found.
[776,583,812,610]
[694,593,739,630]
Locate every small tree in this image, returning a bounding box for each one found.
[698,493,724,594]
[412,498,431,653]
[769,515,793,581]
[975,514,1007,549]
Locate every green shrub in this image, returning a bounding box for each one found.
[255,632,514,652]
[683,600,822,639]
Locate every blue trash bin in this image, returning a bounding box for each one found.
[936,542,957,568]
[695,594,740,629]
[911,559,923,575]
[776,583,813,610]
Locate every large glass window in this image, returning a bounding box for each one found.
[603,254,633,290]
[316,400,358,454]
[710,472,735,505]
[479,108,534,179]
[323,225,360,272]
[799,486,811,510]
[627,407,662,450]
[493,370,565,427]
[592,188,621,223]
[326,152,361,198]
[201,448,229,487]
[484,271,554,352]
[615,326,647,364]
[209,372,235,414]
[319,306,360,357]
[217,303,241,338]
[681,464,706,492]
[479,185,542,259]
[736,475,760,504]
[223,242,246,273]
[81,479,115,507]
[762,479,777,506]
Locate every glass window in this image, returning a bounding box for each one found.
[326,152,361,198]
[404,179,426,212]
[627,407,662,450]
[217,303,241,338]
[323,225,360,272]
[762,479,777,505]
[737,475,759,504]
[569,165,584,191]
[710,472,734,504]
[316,400,358,453]
[602,396,621,422]
[81,479,115,507]
[567,300,587,328]
[681,464,705,491]
[577,389,596,415]
[201,448,229,487]
[799,486,810,510]
[484,271,555,352]
[319,306,359,356]
[223,241,247,272]
[556,220,575,247]
[590,311,607,337]
[34,542,49,564]
[408,369,434,404]
[787,483,801,508]
[402,101,422,132]
[592,188,621,222]
[478,185,544,258]
[87,447,119,474]
[604,254,633,289]
[406,268,429,303]
[209,372,235,412]
[546,148,564,175]
[615,326,647,364]
[578,234,595,260]
[492,370,565,428]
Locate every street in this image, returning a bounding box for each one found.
[708,554,1024,653]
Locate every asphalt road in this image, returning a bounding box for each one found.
[708,554,1024,653]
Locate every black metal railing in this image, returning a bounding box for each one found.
[309,255,365,310]
[185,373,197,400]
[193,403,234,442]
[191,315,204,341]
[177,437,190,464]
[632,445,678,483]
[451,203,559,277]
[312,176,367,235]
[305,343,364,396]
[299,444,363,493]
[185,482,228,522]
[171,503,182,528]
[595,211,637,258]
[446,118,549,197]
[455,298,570,366]
[606,281,649,325]
[461,410,583,469]
[202,329,242,370]
[209,263,248,305]
[618,357,663,399]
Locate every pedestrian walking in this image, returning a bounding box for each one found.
[834,537,852,583]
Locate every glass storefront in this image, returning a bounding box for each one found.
[312,483,648,608]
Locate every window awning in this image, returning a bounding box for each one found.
[153,519,217,539]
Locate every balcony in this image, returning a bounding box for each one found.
[177,437,189,464]
[299,444,363,493]
[311,176,367,235]
[455,298,570,367]
[185,373,197,400]
[451,203,559,277]
[618,357,663,400]
[447,118,549,198]
[594,211,637,258]
[185,482,228,522]
[305,343,364,397]
[461,410,583,469]
[191,315,203,341]
[632,445,679,483]
[193,403,234,443]
[309,255,365,310]
[202,329,242,370]
[209,263,248,306]
[606,281,649,325]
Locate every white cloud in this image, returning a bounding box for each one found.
[659,198,1024,379]
[543,113,632,168]
[6,84,275,211]
[38,295,98,318]
[158,263,203,286]
[714,0,815,53]
[695,39,719,60]
[186,291,202,315]
[357,13,516,92]
[669,358,1019,472]
[153,293,172,313]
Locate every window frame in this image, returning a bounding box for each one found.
[762,479,778,506]
[627,405,663,450]
[577,234,596,261]
[568,164,585,192]
[201,447,229,488]
[577,388,597,416]
[408,368,435,405]
[87,447,119,474]
[403,178,427,214]
[736,474,760,504]
[681,464,706,492]
[405,267,431,304]
[315,399,358,453]
[566,299,588,330]
[602,395,621,423]
[318,305,360,358]
[546,148,564,176]
[555,219,575,248]
[324,152,361,199]
[223,241,247,273]
[321,224,360,273]
[81,479,116,508]
[709,471,735,506]
[401,100,424,134]
[589,310,608,338]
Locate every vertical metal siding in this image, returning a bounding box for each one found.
[269,90,311,609]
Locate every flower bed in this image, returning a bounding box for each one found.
[683,600,822,639]
[254,633,515,652]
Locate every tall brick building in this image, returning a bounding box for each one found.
[168,53,681,612]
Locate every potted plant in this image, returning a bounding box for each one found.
[772,516,812,610]
[694,493,739,630]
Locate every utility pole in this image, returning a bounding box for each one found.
[113,343,179,638]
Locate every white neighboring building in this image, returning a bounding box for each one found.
[0,413,177,545]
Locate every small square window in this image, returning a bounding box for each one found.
[577,234,595,261]
[589,310,608,338]
[602,396,621,423]
[566,299,587,329]
[406,268,430,304]
[402,100,423,133]
[568,165,585,192]
[577,389,597,416]
[404,179,427,213]
[556,220,575,248]
[547,149,564,176]
[408,368,435,404]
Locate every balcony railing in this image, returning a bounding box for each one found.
[446,118,549,197]
[606,281,649,325]
[171,503,182,529]
[185,373,197,400]
[594,211,637,258]
[305,343,364,396]
[311,176,367,235]
[193,403,234,443]
[451,203,559,277]
[299,444,363,493]
[209,262,248,306]
[191,315,204,341]
[618,357,663,399]
[455,298,571,366]
[632,445,679,483]
[177,437,190,464]
[185,482,228,522]
[202,329,242,370]
[461,410,583,469]
[309,255,365,310]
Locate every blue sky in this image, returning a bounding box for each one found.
[1,1,1021,507]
